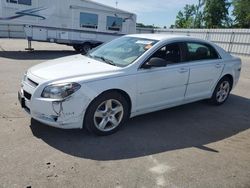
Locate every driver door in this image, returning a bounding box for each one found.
[136,43,189,112]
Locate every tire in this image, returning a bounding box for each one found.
[80,43,92,55]
[84,92,129,136]
[210,77,232,105]
[73,45,81,53]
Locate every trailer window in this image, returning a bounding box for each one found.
[80,13,98,29]
[6,0,31,5]
[18,0,31,5]
[107,16,123,31]
[7,0,17,3]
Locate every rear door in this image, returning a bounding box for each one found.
[184,42,224,100]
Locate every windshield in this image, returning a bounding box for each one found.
[88,37,158,67]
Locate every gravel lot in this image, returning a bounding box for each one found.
[0,39,249,188]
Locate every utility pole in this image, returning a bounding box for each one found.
[115,0,118,8]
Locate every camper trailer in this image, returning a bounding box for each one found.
[0,0,136,53]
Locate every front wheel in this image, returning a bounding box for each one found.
[210,77,232,105]
[84,92,129,136]
[80,43,92,55]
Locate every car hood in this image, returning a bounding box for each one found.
[29,54,120,81]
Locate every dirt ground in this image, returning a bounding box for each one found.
[0,39,249,188]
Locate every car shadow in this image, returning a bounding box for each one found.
[30,94,250,161]
[0,50,78,60]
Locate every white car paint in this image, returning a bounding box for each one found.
[19,34,242,129]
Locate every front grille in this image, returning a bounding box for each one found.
[23,90,32,100]
[27,78,39,87]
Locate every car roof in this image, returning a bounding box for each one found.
[127,34,232,60]
[127,34,205,42]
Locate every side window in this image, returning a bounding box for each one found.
[7,0,31,5]
[151,43,182,63]
[80,12,98,29]
[107,16,123,31]
[186,42,219,61]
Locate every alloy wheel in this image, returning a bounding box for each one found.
[93,99,124,132]
[216,81,230,103]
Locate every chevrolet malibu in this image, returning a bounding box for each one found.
[18,34,242,135]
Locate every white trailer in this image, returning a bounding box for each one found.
[0,0,136,53]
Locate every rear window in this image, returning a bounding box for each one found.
[186,42,219,61]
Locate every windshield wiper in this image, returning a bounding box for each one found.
[92,55,117,66]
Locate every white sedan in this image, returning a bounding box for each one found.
[18,34,242,135]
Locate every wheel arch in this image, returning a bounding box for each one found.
[83,88,132,128]
[82,41,102,48]
[98,89,132,114]
[210,73,234,105]
[211,73,234,99]
[82,41,91,46]
[221,74,234,89]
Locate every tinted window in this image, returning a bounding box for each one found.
[151,43,181,63]
[186,42,219,61]
[80,12,98,29]
[107,16,123,31]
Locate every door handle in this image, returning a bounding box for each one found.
[178,68,188,73]
[215,63,222,68]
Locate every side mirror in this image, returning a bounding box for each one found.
[142,57,168,69]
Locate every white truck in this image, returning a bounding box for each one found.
[0,0,136,53]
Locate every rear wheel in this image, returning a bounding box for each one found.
[210,77,232,105]
[84,92,129,136]
[80,43,92,55]
[73,43,92,54]
[73,45,81,52]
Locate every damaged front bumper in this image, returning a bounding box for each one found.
[30,96,88,129]
[19,78,91,129]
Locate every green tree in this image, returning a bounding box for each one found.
[175,11,186,28]
[170,25,175,29]
[233,0,250,28]
[204,0,231,28]
[136,23,159,28]
[175,4,196,28]
[194,0,205,28]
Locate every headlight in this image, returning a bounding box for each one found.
[41,83,81,99]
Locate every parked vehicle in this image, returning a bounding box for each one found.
[0,0,136,53]
[18,34,242,135]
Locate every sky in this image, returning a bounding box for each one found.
[94,0,197,27]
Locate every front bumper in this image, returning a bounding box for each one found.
[18,77,90,129]
[18,89,32,114]
[30,97,87,129]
